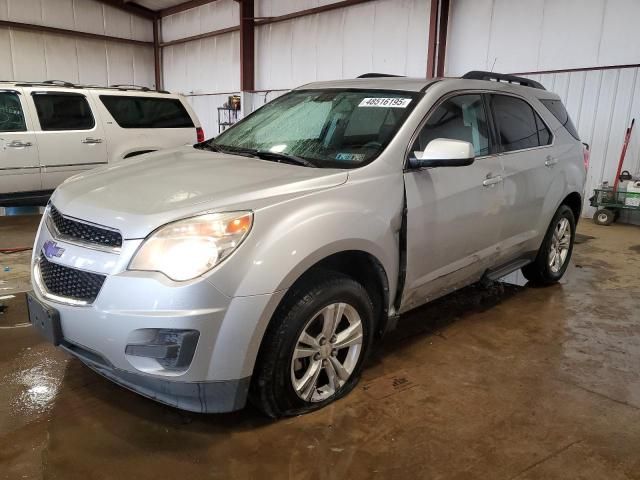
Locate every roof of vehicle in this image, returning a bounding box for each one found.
[297,71,556,98]
[297,77,438,92]
[0,80,173,95]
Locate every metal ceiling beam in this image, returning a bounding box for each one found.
[94,0,158,19]
[254,0,374,26]
[160,0,220,17]
[0,19,153,46]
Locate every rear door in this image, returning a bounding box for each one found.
[402,93,505,311]
[489,94,554,259]
[0,88,40,195]
[26,89,108,190]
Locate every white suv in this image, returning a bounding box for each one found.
[0,81,202,206]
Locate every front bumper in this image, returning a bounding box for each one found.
[63,339,250,413]
[30,217,285,413]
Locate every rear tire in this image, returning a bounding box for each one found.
[522,205,576,285]
[593,208,615,226]
[250,270,374,418]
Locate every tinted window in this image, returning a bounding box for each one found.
[540,98,580,140]
[534,111,552,146]
[416,94,490,156]
[491,95,544,152]
[0,92,26,132]
[33,93,94,131]
[100,96,194,128]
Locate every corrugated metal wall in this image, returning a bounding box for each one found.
[446,0,640,220]
[0,0,155,87]
[162,0,431,137]
[254,0,429,90]
[445,0,640,76]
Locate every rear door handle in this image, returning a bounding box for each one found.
[545,156,558,167]
[483,175,503,187]
[82,137,103,144]
[7,140,33,148]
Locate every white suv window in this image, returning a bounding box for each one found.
[417,94,490,156]
[32,93,95,131]
[0,92,26,132]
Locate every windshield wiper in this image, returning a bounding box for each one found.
[193,141,222,152]
[253,151,318,168]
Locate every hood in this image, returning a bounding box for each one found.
[52,147,348,239]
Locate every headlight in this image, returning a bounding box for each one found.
[129,211,253,281]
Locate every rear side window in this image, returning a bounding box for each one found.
[0,92,26,132]
[491,95,550,152]
[416,94,490,156]
[100,96,194,129]
[540,99,580,140]
[33,93,95,131]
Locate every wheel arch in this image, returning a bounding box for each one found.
[560,191,582,224]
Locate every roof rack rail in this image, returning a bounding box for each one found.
[4,80,170,94]
[110,84,151,91]
[42,80,77,88]
[461,71,545,90]
[357,73,405,78]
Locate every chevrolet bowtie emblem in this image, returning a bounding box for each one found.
[43,240,65,259]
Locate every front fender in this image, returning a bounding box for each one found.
[206,176,404,300]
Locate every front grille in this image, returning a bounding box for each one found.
[49,205,122,249]
[39,256,106,303]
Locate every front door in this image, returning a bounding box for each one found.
[402,93,505,312]
[0,89,40,195]
[25,89,108,190]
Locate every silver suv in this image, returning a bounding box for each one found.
[27,71,586,417]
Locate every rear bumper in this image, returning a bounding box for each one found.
[64,341,250,413]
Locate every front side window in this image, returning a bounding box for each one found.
[100,96,194,129]
[0,92,26,132]
[415,94,490,156]
[491,95,550,152]
[211,89,419,169]
[33,93,95,131]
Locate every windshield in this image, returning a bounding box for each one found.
[211,89,419,168]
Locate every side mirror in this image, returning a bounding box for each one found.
[408,138,475,169]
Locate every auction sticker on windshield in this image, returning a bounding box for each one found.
[359,98,412,108]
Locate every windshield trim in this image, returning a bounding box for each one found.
[210,88,424,169]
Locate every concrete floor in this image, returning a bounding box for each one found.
[1,215,639,479]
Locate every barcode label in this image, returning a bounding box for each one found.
[358,98,412,108]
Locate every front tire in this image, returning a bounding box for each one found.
[250,271,374,418]
[522,205,576,285]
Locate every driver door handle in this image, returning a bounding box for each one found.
[82,137,103,144]
[7,140,32,148]
[545,156,558,167]
[483,175,503,187]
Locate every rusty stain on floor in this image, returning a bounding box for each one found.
[0,216,639,479]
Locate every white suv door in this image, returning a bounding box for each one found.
[25,89,108,189]
[0,88,40,195]
[402,93,505,311]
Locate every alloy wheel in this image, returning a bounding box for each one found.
[290,302,364,403]
[548,217,571,273]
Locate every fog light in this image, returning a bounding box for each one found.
[125,329,199,370]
